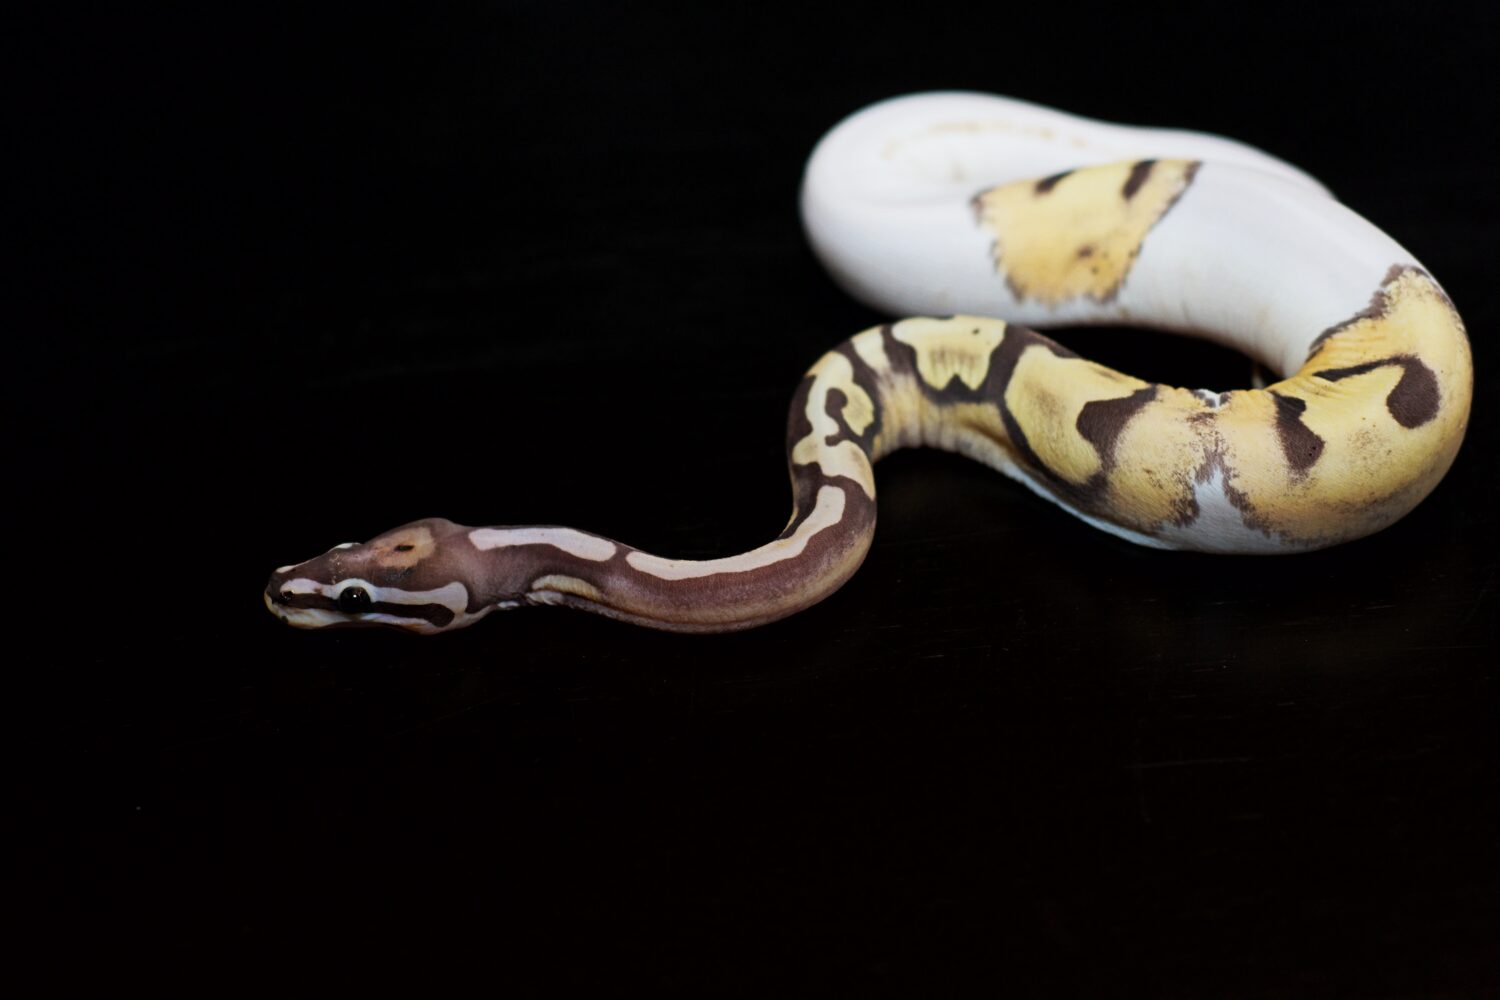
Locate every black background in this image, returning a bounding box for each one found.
[16,2,1499,992]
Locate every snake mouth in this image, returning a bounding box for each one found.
[263,588,343,629]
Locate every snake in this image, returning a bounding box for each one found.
[265,91,1472,635]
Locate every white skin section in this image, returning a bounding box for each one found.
[800,91,1424,378]
[625,485,847,580]
[804,92,1325,209]
[1111,166,1421,376]
[468,526,618,561]
[1156,467,1286,553]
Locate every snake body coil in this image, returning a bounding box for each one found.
[266,92,1472,634]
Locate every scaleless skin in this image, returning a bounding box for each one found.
[265,91,1472,634]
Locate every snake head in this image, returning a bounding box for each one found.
[264,518,482,633]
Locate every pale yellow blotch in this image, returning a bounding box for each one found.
[1306,269,1469,372]
[530,574,603,602]
[975,159,1197,304]
[891,316,1007,391]
[850,327,890,375]
[838,362,877,437]
[370,526,436,570]
[790,351,876,497]
[1003,346,1151,486]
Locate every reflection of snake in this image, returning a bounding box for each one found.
[266,91,1472,634]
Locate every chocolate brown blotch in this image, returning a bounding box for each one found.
[1076,385,1158,473]
[1033,169,1072,195]
[784,374,817,454]
[1313,354,1440,428]
[969,326,1121,512]
[1121,160,1156,199]
[828,341,886,451]
[879,323,920,380]
[1268,391,1325,474]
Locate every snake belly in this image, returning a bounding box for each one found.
[265,91,1472,634]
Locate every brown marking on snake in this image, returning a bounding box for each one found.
[878,323,1089,498]
[370,525,437,570]
[981,328,1084,490]
[1268,392,1325,474]
[879,323,923,382]
[826,341,887,453]
[1313,354,1441,428]
[1076,386,1159,473]
[1034,169,1072,194]
[785,374,817,453]
[1121,160,1156,199]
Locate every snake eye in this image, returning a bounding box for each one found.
[338,587,372,613]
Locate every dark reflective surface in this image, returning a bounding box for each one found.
[15,2,1497,991]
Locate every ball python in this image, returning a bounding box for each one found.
[265,91,1472,634]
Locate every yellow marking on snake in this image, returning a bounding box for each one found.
[850,327,891,373]
[1004,346,1147,486]
[790,352,877,496]
[530,575,604,602]
[872,271,1469,548]
[1218,269,1471,542]
[370,525,435,570]
[974,159,1197,304]
[891,316,1007,390]
[1105,387,1213,528]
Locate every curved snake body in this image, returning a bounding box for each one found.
[266,92,1472,634]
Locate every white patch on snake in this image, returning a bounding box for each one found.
[373,581,470,612]
[468,526,617,561]
[625,485,847,581]
[1156,466,1285,554]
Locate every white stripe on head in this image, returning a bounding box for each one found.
[468,527,617,561]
